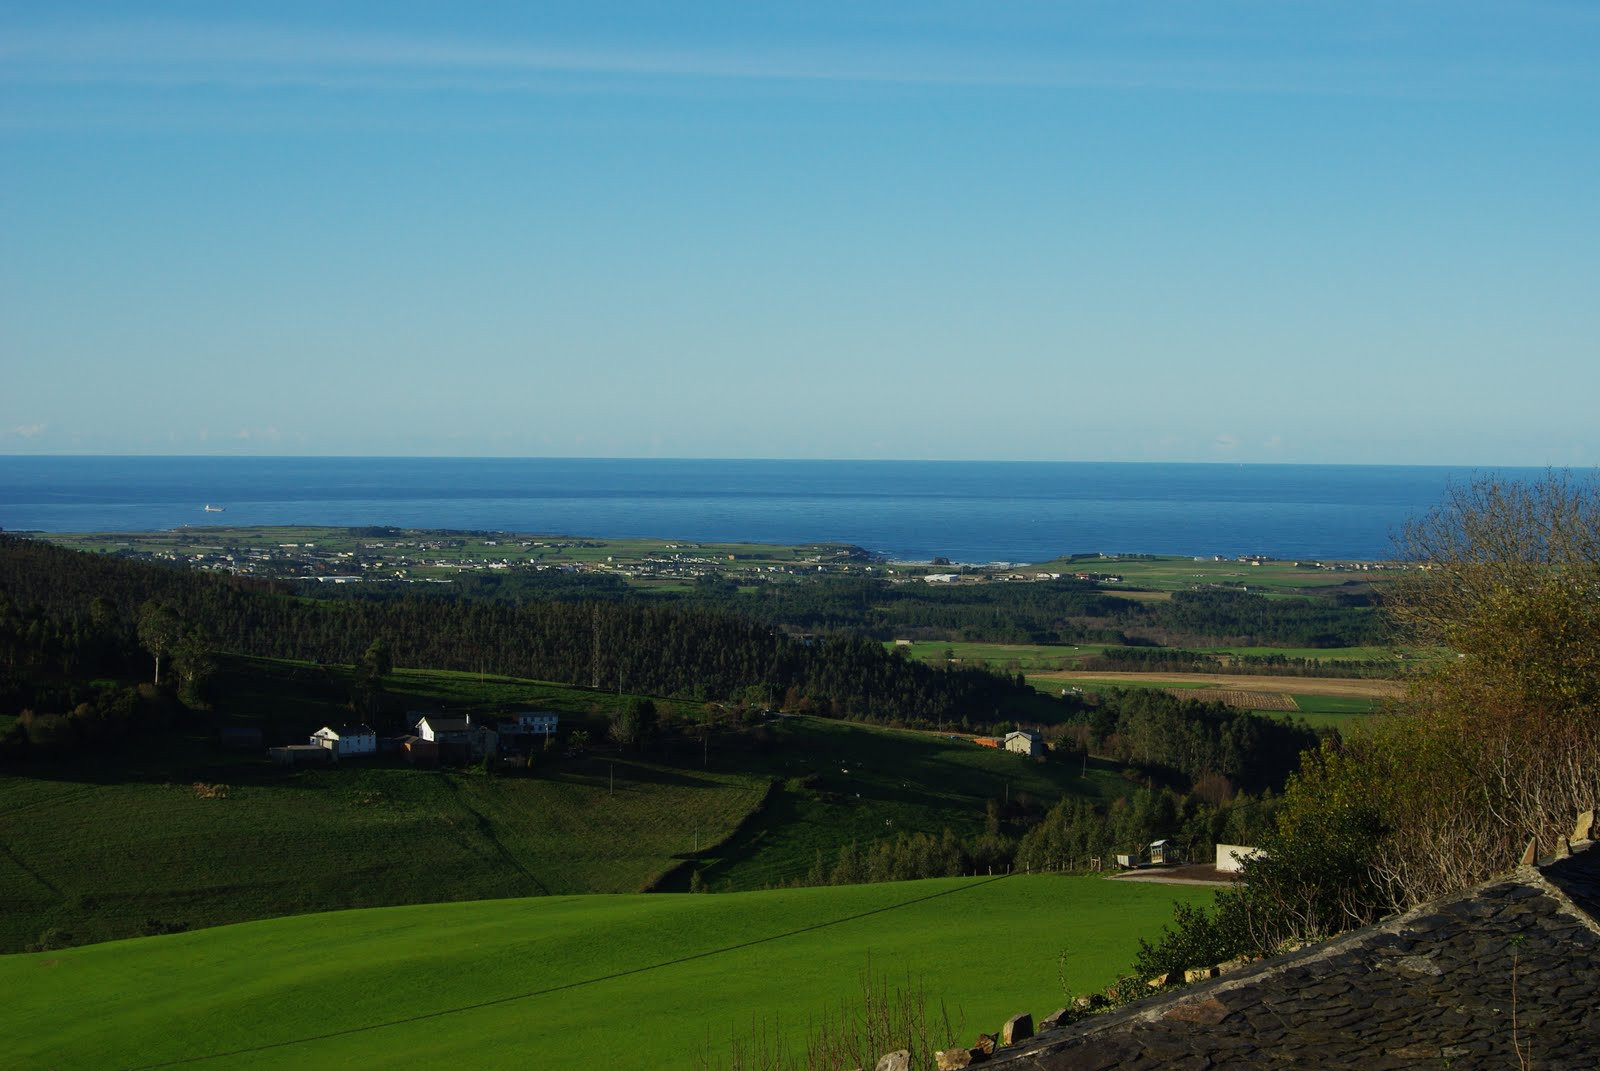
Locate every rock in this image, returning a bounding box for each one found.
[1001,1013,1033,1046]
[1387,1043,1439,1059]
[875,1051,911,1071]
[1039,1007,1073,1031]
[1162,997,1232,1026]
[1573,809,1595,842]
[973,1033,997,1056]
[1395,954,1443,976]
[1147,969,1181,988]
[1184,965,1219,983]
[936,1048,985,1069]
[1073,993,1108,1010]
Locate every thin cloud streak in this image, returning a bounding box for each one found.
[0,17,1584,101]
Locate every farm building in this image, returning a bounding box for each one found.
[1216,843,1265,873]
[974,736,1003,749]
[500,711,560,736]
[1148,838,1178,865]
[309,724,377,758]
[1004,730,1044,757]
[400,735,438,766]
[413,714,498,761]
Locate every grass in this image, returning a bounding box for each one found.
[1029,554,1401,595]
[0,658,1139,951]
[0,874,1215,1071]
[0,751,772,953]
[897,639,1411,677]
[1279,694,1383,731]
[671,717,1134,891]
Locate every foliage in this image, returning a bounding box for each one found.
[1132,472,1600,981]
[1370,472,1600,903]
[0,536,1040,736]
[707,965,957,1071]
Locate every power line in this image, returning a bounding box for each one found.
[124,872,1015,1070]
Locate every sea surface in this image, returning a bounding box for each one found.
[0,456,1544,562]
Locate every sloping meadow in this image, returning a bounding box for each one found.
[3,874,1214,1070]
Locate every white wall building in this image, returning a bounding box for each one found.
[309,724,377,757]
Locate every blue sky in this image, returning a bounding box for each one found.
[3,2,1597,464]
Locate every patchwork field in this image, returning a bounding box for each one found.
[0,874,1215,1071]
[1184,689,1299,712]
[1031,671,1403,700]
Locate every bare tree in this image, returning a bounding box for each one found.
[1373,471,1600,904]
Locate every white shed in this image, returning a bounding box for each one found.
[1004,730,1044,757]
[1215,843,1265,873]
[309,724,377,757]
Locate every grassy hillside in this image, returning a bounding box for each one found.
[1,657,1125,951]
[674,717,1132,891]
[1,874,1215,1070]
[0,750,771,953]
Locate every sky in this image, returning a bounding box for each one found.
[2,2,1597,465]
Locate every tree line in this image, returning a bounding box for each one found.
[0,537,1039,750]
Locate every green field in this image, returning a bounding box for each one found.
[0,874,1214,1070]
[675,718,1134,891]
[1032,554,1400,596]
[0,751,772,953]
[0,656,1131,951]
[1278,694,1386,730]
[895,639,1408,675]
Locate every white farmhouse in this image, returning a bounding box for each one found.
[1004,729,1044,757]
[501,711,560,736]
[309,724,377,758]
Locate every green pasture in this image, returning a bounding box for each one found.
[897,640,1406,677]
[0,659,1136,951]
[1196,644,1399,662]
[891,640,1103,671]
[0,874,1214,1071]
[1278,694,1384,731]
[0,752,771,953]
[1027,554,1398,596]
[675,717,1133,891]
[1026,677,1380,728]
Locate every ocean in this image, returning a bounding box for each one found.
[0,456,1534,562]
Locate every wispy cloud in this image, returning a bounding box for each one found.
[1,15,1583,100]
[10,422,47,439]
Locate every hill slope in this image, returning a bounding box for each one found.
[2,875,1215,1070]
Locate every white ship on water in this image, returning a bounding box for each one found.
[203,504,225,513]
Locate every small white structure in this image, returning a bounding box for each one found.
[413,714,498,760]
[502,711,560,736]
[1215,843,1265,873]
[414,714,468,743]
[1004,729,1044,757]
[309,724,377,757]
[1148,838,1177,865]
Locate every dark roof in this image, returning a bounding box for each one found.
[416,715,470,732]
[994,836,1600,1070]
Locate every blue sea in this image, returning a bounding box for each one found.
[0,456,1539,562]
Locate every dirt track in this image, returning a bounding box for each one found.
[1033,670,1403,699]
